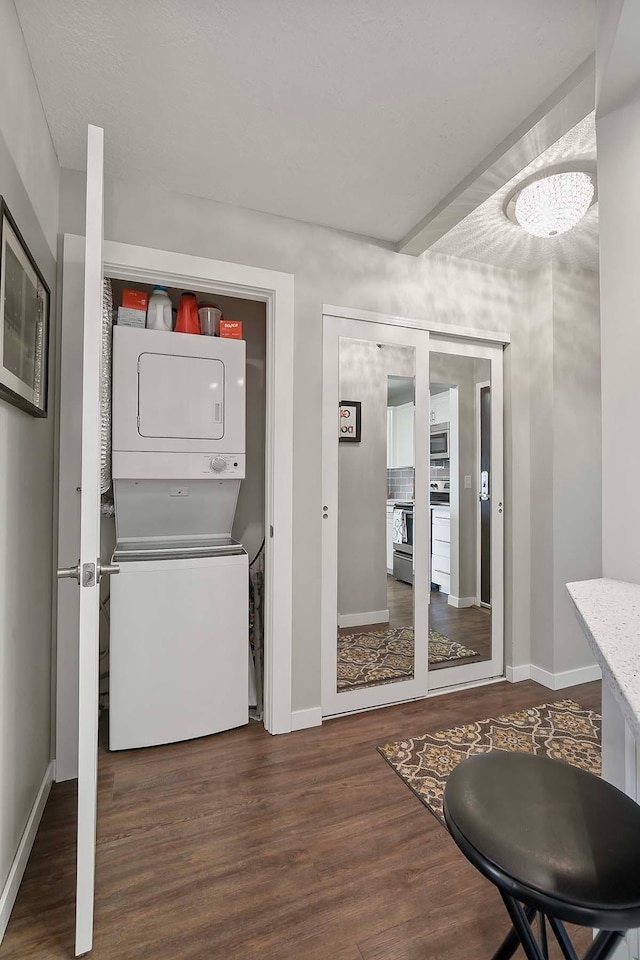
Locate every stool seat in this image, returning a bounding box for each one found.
[444,752,640,930]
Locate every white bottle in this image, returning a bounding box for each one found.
[146,286,173,331]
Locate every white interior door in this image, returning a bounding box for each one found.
[321,315,430,716]
[56,124,110,956]
[427,336,504,690]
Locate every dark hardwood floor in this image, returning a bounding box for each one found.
[2,679,600,960]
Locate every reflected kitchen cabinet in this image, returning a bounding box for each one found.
[430,388,450,426]
[387,400,414,468]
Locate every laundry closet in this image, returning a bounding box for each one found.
[98,280,267,748]
[57,263,270,761]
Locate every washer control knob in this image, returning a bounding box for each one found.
[211,457,227,473]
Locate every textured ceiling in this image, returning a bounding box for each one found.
[431,113,598,271]
[15,0,595,242]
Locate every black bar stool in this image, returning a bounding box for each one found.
[443,752,640,960]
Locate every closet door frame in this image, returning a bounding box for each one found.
[321,304,509,718]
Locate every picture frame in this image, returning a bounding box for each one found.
[0,197,50,417]
[339,400,361,442]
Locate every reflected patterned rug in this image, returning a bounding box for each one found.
[377,699,601,825]
[337,627,478,692]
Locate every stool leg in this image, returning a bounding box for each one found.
[584,931,623,960]
[491,904,537,960]
[547,916,579,960]
[499,893,545,960]
[496,893,622,960]
[538,914,549,960]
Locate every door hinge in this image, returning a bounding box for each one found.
[270,525,274,538]
[137,414,140,431]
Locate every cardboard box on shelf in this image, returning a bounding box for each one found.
[219,320,243,339]
[122,289,149,311]
[117,307,146,328]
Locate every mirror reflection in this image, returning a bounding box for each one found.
[336,338,416,693]
[429,353,492,671]
[335,340,493,695]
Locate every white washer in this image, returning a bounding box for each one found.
[109,540,248,751]
[109,328,249,750]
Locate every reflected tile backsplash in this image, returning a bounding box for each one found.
[387,467,414,501]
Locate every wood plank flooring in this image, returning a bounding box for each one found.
[1,679,600,960]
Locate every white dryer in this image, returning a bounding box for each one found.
[109,328,248,750]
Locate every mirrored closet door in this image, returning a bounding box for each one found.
[321,315,430,716]
[427,335,504,690]
[321,316,505,717]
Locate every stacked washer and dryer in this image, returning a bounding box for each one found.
[108,325,249,750]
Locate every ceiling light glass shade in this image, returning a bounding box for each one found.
[514,171,595,238]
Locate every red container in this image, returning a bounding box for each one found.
[219,320,243,339]
[175,292,200,334]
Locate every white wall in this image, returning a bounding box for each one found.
[0,1,59,255]
[597,86,640,584]
[60,166,578,708]
[0,0,59,907]
[528,263,602,677]
[551,265,601,674]
[529,266,555,673]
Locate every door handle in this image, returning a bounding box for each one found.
[57,561,81,583]
[97,561,120,581]
[57,560,120,586]
[480,469,489,501]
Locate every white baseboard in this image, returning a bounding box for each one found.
[506,662,602,689]
[337,609,389,629]
[323,676,507,719]
[291,707,323,731]
[447,595,476,609]
[0,760,54,943]
[530,663,602,690]
[506,664,531,683]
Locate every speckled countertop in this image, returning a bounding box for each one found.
[567,578,640,740]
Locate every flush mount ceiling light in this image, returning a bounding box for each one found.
[504,166,597,238]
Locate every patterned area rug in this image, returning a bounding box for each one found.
[378,699,601,825]
[337,627,478,692]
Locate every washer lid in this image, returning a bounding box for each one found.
[113,535,245,562]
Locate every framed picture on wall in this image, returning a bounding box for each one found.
[339,400,361,442]
[0,197,50,417]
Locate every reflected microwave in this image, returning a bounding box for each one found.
[430,423,450,460]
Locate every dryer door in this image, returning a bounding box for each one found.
[138,352,225,440]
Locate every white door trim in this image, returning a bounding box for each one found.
[321,314,430,717]
[103,241,295,735]
[56,238,294,763]
[323,303,511,345]
[476,379,491,608]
